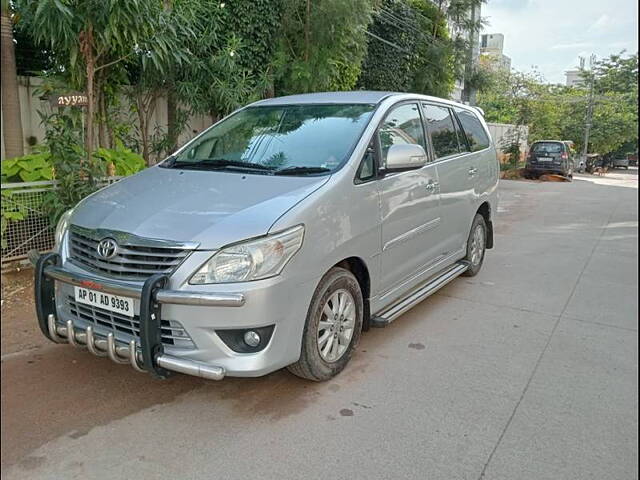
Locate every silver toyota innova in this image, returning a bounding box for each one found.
[33,91,498,381]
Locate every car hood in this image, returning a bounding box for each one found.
[71,166,330,249]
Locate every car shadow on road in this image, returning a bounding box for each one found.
[1,328,374,469]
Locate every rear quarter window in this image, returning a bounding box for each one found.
[454,108,490,152]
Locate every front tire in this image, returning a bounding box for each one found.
[287,267,363,381]
[462,214,487,277]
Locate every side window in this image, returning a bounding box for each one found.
[378,103,426,167]
[454,108,490,152]
[422,104,461,159]
[356,142,376,183]
[452,113,470,153]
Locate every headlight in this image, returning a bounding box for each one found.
[189,225,305,284]
[54,209,73,249]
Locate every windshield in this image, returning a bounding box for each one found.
[532,142,563,154]
[164,104,376,175]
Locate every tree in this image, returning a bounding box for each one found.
[358,0,421,92]
[592,52,638,96]
[22,0,183,161]
[358,0,482,98]
[1,0,24,158]
[477,52,638,158]
[274,0,373,95]
[408,0,456,98]
[171,0,277,124]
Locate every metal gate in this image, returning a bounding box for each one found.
[1,178,121,266]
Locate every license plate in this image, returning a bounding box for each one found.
[74,287,135,317]
[537,157,553,162]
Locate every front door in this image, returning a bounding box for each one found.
[378,103,444,295]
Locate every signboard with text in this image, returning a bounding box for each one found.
[49,93,89,108]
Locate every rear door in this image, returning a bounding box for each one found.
[421,103,474,256]
[378,102,444,294]
[453,107,493,198]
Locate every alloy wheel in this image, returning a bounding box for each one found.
[317,289,356,362]
[470,224,485,266]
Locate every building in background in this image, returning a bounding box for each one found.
[565,69,584,87]
[480,33,511,72]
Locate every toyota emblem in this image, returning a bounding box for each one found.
[96,238,118,260]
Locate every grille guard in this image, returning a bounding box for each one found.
[32,251,233,381]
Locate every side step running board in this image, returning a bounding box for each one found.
[370,261,469,328]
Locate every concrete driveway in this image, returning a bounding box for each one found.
[2,169,638,480]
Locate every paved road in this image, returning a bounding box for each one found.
[2,169,638,480]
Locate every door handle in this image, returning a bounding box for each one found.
[468,167,478,176]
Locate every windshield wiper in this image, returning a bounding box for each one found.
[273,166,332,176]
[166,158,275,172]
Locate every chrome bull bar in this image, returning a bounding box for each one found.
[47,314,226,380]
[34,251,227,381]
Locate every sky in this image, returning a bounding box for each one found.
[482,0,639,84]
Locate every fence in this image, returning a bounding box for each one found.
[1,177,121,267]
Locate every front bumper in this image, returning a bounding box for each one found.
[32,251,315,380]
[33,251,237,380]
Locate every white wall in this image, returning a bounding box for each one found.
[487,122,529,162]
[1,76,214,161]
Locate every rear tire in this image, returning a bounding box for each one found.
[287,267,363,381]
[462,214,487,277]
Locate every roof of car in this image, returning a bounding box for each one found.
[250,91,401,106]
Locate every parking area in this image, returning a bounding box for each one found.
[1,169,638,480]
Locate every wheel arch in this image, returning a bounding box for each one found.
[335,256,371,331]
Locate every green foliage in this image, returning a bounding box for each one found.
[37,108,102,223]
[1,147,53,183]
[225,0,282,78]
[20,0,186,88]
[478,54,638,157]
[1,190,29,249]
[358,0,419,92]
[502,141,522,169]
[592,52,639,97]
[407,2,455,97]
[273,0,373,95]
[171,0,278,119]
[93,143,145,176]
[13,13,53,76]
[358,0,461,97]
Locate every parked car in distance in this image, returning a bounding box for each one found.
[525,140,574,178]
[627,153,638,167]
[32,91,499,382]
[610,156,630,169]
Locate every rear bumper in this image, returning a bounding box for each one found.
[525,165,567,175]
[31,250,316,380]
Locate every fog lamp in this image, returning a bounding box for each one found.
[243,331,261,347]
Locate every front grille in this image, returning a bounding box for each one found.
[68,227,193,280]
[67,296,195,349]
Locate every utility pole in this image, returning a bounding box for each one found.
[581,54,596,159]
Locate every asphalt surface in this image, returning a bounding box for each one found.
[2,168,638,480]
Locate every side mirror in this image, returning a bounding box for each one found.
[385,144,428,171]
